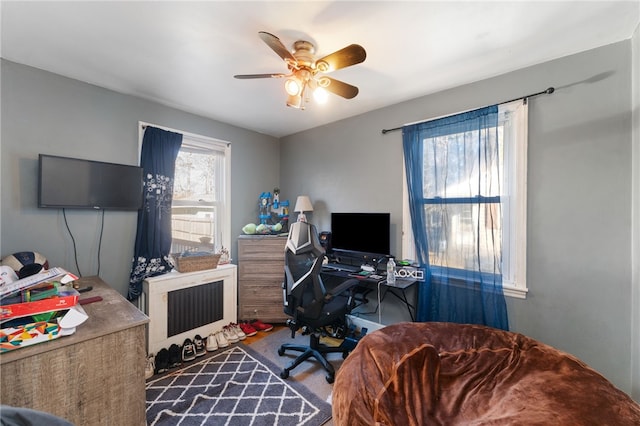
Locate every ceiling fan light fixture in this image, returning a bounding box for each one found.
[313,87,329,104]
[286,94,302,108]
[284,77,302,96]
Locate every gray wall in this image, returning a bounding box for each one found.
[1,59,279,296]
[281,41,636,395]
[631,22,640,401]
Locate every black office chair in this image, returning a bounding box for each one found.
[279,220,359,383]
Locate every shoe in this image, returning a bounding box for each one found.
[206,333,218,351]
[145,354,155,379]
[182,338,196,362]
[230,323,246,340]
[168,344,182,368]
[223,325,239,343]
[215,330,230,348]
[251,319,274,332]
[193,335,206,357]
[239,322,257,337]
[155,348,169,374]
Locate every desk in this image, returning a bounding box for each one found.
[378,279,417,322]
[0,276,149,426]
[321,267,417,322]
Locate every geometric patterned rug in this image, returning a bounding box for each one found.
[146,344,332,426]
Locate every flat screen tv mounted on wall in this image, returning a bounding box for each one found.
[330,212,391,258]
[38,154,144,210]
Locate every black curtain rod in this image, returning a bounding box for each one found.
[381,87,555,135]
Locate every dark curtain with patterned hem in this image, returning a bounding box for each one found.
[127,126,183,301]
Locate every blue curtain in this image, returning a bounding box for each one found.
[403,106,509,330]
[127,126,183,301]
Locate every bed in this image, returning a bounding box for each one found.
[333,322,640,425]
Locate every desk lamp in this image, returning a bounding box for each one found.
[294,195,313,222]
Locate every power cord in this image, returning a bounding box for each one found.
[62,208,82,277]
[97,209,104,277]
[62,208,105,277]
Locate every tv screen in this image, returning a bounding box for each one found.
[38,154,144,210]
[330,212,390,257]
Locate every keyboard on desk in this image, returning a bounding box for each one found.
[322,263,360,273]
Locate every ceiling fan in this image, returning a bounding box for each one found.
[234,31,366,109]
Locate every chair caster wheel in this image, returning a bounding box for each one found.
[280,370,289,379]
[278,347,285,356]
[325,374,334,384]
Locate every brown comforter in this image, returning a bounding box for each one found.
[333,322,640,425]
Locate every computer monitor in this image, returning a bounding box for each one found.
[330,212,390,259]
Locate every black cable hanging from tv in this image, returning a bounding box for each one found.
[62,208,105,278]
[380,87,555,135]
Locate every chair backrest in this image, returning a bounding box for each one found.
[283,221,327,320]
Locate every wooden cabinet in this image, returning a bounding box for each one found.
[0,276,149,426]
[238,235,288,323]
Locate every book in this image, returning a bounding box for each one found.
[0,267,70,298]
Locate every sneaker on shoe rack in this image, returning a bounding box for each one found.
[206,333,218,351]
[223,325,239,343]
[145,354,155,379]
[193,334,206,357]
[239,321,258,337]
[230,323,246,340]
[168,344,182,368]
[251,319,274,332]
[215,330,230,348]
[182,339,196,362]
[155,348,170,374]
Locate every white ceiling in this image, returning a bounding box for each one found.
[2,1,639,138]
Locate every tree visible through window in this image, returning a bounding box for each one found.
[171,133,230,255]
[403,100,528,298]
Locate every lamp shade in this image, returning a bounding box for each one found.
[294,195,313,213]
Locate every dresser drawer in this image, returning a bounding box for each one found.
[239,281,283,302]
[239,304,288,323]
[238,237,287,260]
[238,262,284,281]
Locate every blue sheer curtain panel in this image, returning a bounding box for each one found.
[403,105,509,330]
[127,126,183,301]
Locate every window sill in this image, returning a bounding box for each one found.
[429,268,528,299]
[502,282,528,299]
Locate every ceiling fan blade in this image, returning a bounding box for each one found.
[234,73,287,79]
[316,44,366,72]
[258,31,296,62]
[323,77,359,99]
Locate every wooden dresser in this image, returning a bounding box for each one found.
[0,276,149,426]
[237,235,288,323]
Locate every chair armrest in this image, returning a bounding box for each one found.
[325,278,360,300]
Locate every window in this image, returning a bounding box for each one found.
[172,134,230,254]
[138,123,231,255]
[402,100,528,298]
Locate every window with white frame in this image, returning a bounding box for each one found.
[172,134,230,254]
[139,123,231,256]
[402,100,528,298]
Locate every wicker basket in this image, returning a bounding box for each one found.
[173,253,221,273]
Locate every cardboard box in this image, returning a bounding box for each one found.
[0,292,79,321]
[0,304,88,353]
